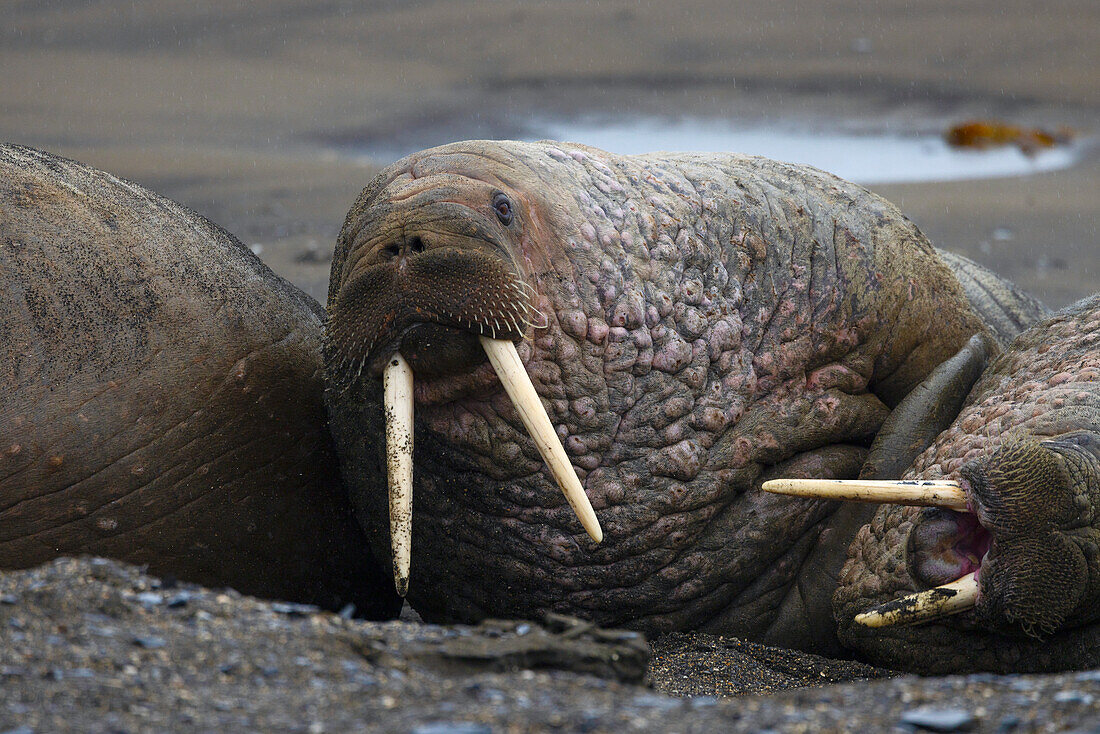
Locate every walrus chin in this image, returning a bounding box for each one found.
[327,245,602,597]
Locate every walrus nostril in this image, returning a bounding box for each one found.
[380,237,426,259]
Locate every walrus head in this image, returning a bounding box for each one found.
[326,144,603,595]
[326,168,532,381]
[325,139,988,639]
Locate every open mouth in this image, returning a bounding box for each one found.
[907,505,992,587]
[762,477,986,628]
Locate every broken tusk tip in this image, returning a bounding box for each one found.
[853,611,883,628]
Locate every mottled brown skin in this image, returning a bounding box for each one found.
[837,294,1100,673]
[324,140,1047,661]
[0,144,399,617]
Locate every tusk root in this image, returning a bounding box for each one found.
[855,571,979,628]
[762,478,969,512]
[383,352,414,597]
[479,337,603,543]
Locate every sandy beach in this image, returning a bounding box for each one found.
[2,0,1096,308]
[3,4,1100,730]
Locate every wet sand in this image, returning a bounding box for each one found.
[3,0,1097,308]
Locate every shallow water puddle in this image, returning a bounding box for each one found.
[539,117,1082,185]
[348,116,1084,186]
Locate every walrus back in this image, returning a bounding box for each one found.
[0,144,398,617]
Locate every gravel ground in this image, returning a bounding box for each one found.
[2,558,1098,733]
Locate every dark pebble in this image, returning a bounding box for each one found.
[900,707,976,732]
[0,594,19,605]
[294,247,330,264]
[165,592,192,609]
[154,575,177,590]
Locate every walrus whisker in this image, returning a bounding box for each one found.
[855,572,979,628]
[479,336,602,543]
[528,306,549,330]
[762,478,969,512]
[383,352,414,597]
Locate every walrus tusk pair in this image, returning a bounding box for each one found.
[383,338,604,596]
[762,478,979,628]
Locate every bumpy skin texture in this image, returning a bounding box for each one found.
[326,140,1001,643]
[837,295,1100,673]
[0,144,399,617]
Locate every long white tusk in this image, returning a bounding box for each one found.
[479,337,603,543]
[762,478,969,512]
[855,571,978,628]
[383,352,414,597]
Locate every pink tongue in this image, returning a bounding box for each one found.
[908,509,991,587]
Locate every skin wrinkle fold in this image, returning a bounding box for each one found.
[0,326,304,519]
[326,140,989,639]
[37,431,274,547]
[3,364,312,545]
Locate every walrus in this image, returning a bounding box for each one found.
[775,293,1100,673]
[0,143,399,618]
[323,139,1064,670]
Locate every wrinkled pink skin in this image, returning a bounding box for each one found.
[838,295,1100,673]
[325,141,992,653]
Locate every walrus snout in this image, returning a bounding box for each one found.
[325,246,533,386]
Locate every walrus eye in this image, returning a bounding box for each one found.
[492,193,514,225]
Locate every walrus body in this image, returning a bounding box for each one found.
[0,144,398,617]
[837,294,1100,672]
[324,140,1051,664]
